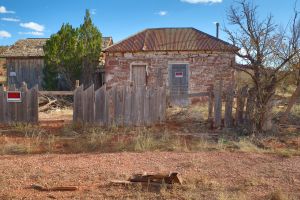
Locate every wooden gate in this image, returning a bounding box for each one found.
[73,84,166,126]
[0,83,38,124]
[169,64,189,106]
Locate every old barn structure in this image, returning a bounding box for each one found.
[0,46,8,86]
[0,37,113,89]
[104,28,238,105]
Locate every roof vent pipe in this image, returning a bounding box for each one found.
[216,22,220,38]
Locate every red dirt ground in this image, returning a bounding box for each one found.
[0,152,299,200]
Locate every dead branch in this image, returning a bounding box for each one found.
[28,184,78,192]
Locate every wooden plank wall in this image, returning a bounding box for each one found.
[73,84,167,126]
[0,83,38,124]
[6,58,44,89]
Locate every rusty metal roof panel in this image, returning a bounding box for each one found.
[104,28,238,52]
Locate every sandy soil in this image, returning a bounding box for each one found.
[0,152,299,200]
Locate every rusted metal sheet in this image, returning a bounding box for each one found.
[104,28,238,52]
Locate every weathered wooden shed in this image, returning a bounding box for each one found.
[0,46,8,86]
[104,28,238,105]
[0,37,113,89]
[0,38,47,89]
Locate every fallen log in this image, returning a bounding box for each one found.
[28,184,78,192]
[129,172,183,185]
[38,99,57,112]
[110,172,183,188]
[110,180,173,189]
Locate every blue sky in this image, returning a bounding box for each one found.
[0,0,298,46]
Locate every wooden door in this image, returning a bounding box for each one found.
[169,64,189,106]
[131,65,146,86]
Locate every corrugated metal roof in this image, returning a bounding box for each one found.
[104,28,238,52]
[1,37,114,58]
[1,38,47,57]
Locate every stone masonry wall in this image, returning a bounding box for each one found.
[105,51,235,99]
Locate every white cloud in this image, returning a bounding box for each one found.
[0,30,11,38]
[19,31,44,36]
[157,11,168,16]
[20,22,44,32]
[91,9,96,15]
[0,6,15,14]
[1,17,20,22]
[181,0,222,4]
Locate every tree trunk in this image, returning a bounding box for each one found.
[255,84,275,132]
[280,82,300,123]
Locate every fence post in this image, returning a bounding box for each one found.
[214,79,223,128]
[19,82,28,122]
[207,86,214,121]
[75,80,80,88]
[27,85,38,124]
[73,85,84,123]
[224,83,234,128]
[83,84,95,124]
[95,85,106,126]
[8,84,17,122]
[0,85,6,123]
[235,86,248,126]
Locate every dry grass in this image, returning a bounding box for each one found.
[268,190,288,200]
[0,122,299,157]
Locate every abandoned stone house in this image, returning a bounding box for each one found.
[104,28,238,104]
[0,37,113,89]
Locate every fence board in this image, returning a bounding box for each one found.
[107,86,115,126]
[159,86,166,122]
[208,87,214,121]
[214,80,222,128]
[0,86,6,123]
[136,86,145,126]
[115,86,125,126]
[73,84,166,126]
[27,85,38,123]
[144,87,151,125]
[235,86,248,126]
[8,84,17,122]
[95,86,106,126]
[124,86,132,126]
[18,82,28,122]
[148,87,156,123]
[83,84,95,124]
[224,84,234,128]
[73,85,84,123]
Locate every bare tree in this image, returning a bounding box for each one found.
[225,0,300,132]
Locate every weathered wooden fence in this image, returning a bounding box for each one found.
[207,80,257,129]
[73,84,167,126]
[0,83,38,124]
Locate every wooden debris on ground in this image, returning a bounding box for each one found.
[27,184,78,192]
[279,124,300,132]
[110,172,183,188]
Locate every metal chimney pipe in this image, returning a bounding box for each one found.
[216,22,220,38]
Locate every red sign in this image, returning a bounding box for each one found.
[7,91,22,103]
[175,72,184,78]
